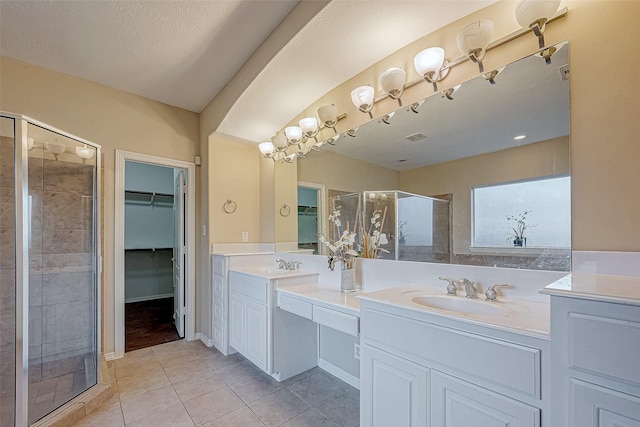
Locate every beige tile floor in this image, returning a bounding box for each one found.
[73,339,359,427]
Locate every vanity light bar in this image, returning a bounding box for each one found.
[370,7,568,106]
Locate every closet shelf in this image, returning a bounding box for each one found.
[125,190,174,206]
[298,205,317,215]
[125,247,173,252]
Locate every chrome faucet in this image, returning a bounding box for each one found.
[439,277,458,296]
[458,278,478,298]
[275,258,301,271]
[485,284,509,302]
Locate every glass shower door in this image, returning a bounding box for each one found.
[26,123,98,424]
[0,116,16,427]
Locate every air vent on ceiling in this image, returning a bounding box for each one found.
[559,64,569,81]
[405,132,427,142]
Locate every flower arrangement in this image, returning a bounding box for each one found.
[359,207,390,259]
[506,210,534,247]
[319,208,358,271]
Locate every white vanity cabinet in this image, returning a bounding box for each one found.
[211,253,273,355]
[548,295,640,427]
[359,299,548,427]
[228,270,319,381]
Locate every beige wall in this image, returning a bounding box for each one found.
[208,132,262,243]
[0,56,200,355]
[399,137,570,254]
[288,0,640,253]
[297,150,399,193]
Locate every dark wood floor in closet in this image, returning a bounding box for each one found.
[125,297,181,352]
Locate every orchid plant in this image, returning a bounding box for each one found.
[359,208,390,259]
[319,208,358,271]
[506,210,535,247]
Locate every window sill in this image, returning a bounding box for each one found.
[467,246,570,257]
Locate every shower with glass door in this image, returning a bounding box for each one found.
[0,112,101,426]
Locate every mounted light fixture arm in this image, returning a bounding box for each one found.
[515,0,561,48]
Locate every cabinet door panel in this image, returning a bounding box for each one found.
[229,296,245,353]
[361,345,429,427]
[571,379,640,427]
[431,371,539,427]
[246,300,268,371]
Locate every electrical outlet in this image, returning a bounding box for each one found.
[242,231,249,242]
[559,64,569,81]
[354,343,361,360]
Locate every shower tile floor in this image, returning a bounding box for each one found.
[73,340,360,427]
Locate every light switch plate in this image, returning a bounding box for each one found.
[242,231,249,242]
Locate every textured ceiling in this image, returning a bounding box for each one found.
[0,0,298,112]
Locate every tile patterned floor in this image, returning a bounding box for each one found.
[73,340,359,427]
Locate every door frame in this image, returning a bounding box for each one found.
[297,181,326,255]
[114,150,196,358]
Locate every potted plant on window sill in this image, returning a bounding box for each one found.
[506,210,534,247]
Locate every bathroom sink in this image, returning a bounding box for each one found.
[411,295,505,316]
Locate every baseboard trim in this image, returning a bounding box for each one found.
[104,352,117,361]
[196,332,214,347]
[124,293,174,304]
[318,358,360,390]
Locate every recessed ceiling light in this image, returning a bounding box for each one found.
[514,135,526,140]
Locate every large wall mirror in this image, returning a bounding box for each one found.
[294,42,570,271]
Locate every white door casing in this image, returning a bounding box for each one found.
[114,150,196,359]
[173,170,186,338]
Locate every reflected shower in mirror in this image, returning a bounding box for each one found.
[296,42,570,271]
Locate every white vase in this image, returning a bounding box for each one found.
[341,268,356,292]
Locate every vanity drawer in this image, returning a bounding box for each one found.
[213,274,224,297]
[363,308,541,399]
[279,293,313,320]
[313,305,359,337]
[213,300,224,324]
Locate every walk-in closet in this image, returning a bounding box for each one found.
[124,161,181,351]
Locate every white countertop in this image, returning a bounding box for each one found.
[230,267,319,280]
[540,273,640,306]
[359,285,551,339]
[277,283,362,316]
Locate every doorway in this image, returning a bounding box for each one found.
[122,162,185,351]
[114,151,195,359]
[297,182,326,255]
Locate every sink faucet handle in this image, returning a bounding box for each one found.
[439,277,457,296]
[485,284,509,302]
[275,258,287,270]
[291,261,302,270]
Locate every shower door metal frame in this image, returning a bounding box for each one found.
[2,111,102,427]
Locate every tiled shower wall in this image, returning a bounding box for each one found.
[0,133,16,426]
[28,144,96,422]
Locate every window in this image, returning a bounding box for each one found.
[472,176,570,248]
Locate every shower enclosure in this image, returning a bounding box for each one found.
[0,112,101,426]
[331,190,450,263]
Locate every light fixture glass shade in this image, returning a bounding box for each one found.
[298,117,318,135]
[351,85,375,113]
[317,104,338,128]
[285,126,303,143]
[457,19,494,60]
[44,141,66,154]
[413,47,446,78]
[515,0,560,28]
[259,141,275,156]
[271,133,288,150]
[75,145,95,159]
[379,68,406,99]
